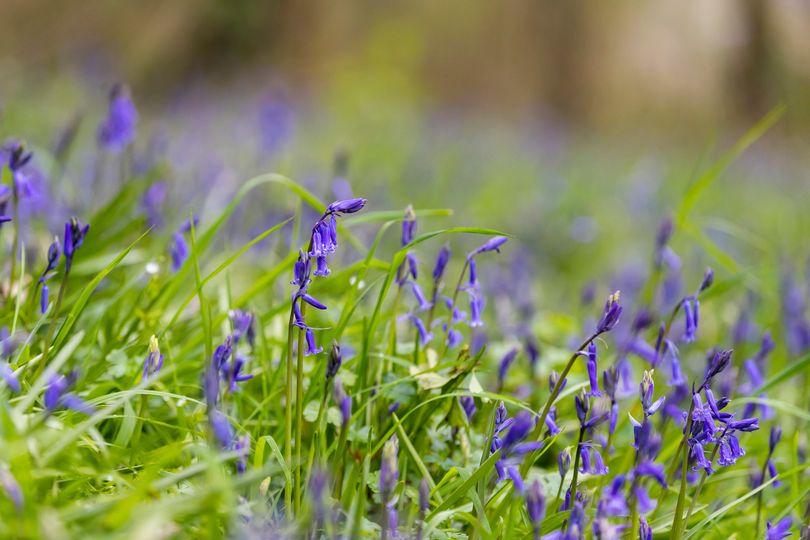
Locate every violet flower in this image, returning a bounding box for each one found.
[44,371,94,415]
[97,84,138,152]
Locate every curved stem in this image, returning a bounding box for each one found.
[754,452,771,536]
[32,269,69,381]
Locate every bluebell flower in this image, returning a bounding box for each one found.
[446,328,463,349]
[578,342,601,397]
[229,310,255,347]
[493,411,543,493]
[596,291,623,334]
[766,517,793,540]
[141,182,167,228]
[549,370,567,394]
[468,236,508,258]
[432,244,451,283]
[497,347,518,390]
[409,281,432,311]
[2,141,35,197]
[97,84,138,152]
[545,407,561,437]
[142,335,164,381]
[558,448,571,481]
[639,517,652,540]
[579,444,608,476]
[700,348,733,391]
[410,315,433,346]
[221,355,253,392]
[326,341,342,380]
[63,217,90,273]
[639,370,665,417]
[380,435,399,536]
[208,408,233,449]
[0,469,23,513]
[525,478,546,539]
[334,378,351,426]
[459,396,476,421]
[170,217,198,272]
[44,371,94,415]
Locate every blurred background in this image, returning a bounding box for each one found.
[1,0,809,309]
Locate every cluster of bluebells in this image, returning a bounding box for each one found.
[290,198,366,356]
[489,403,542,494]
[203,310,256,473]
[44,370,94,415]
[38,217,90,313]
[0,329,20,392]
[686,350,760,476]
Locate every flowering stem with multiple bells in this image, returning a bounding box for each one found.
[670,399,695,540]
[438,258,470,360]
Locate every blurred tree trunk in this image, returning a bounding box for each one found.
[734,0,770,119]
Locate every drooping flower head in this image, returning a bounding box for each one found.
[525,478,546,539]
[44,371,94,415]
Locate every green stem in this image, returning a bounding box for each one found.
[520,333,600,476]
[32,269,70,381]
[566,427,586,521]
[438,258,470,360]
[332,421,349,500]
[284,305,295,520]
[304,383,330,491]
[684,434,724,529]
[669,400,695,540]
[754,449,772,536]
[295,303,307,515]
[8,184,19,301]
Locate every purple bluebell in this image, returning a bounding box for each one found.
[575,390,609,430]
[410,315,433,346]
[334,378,351,426]
[682,298,698,342]
[493,411,543,493]
[142,335,164,381]
[700,348,733,391]
[380,435,399,537]
[497,347,518,390]
[2,141,34,196]
[97,84,138,151]
[63,217,90,273]
[0,362,19,393]
[524,334,540,369]
[235,435,249,474]
[446,328,463,349]
[545,407,561,437]
[229,310,255,347]
[468,236,508,258]
[549,370,567,394]
[602,366,619,434]
[579,444,609,475]
[221,355,253,392]
[0,469,23,513]
[209,408,233,449]
[44,371,94,415]
[781,270,810,355]
[578,342,601,397]
[766,517,793,540]
[525,478,546,539]
[409,281,432,311]
[141,182,167,228]
[468,294,485,327]
[639,370,664,417]
[432,244,451,283]
[558,448,571,480]
[459,396,476,421]
[596,291,623,334]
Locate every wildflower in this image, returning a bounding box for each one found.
[381,435,400,537]
[493,411,543,493]
[558,448,571,481]
[142,335,164,381]
[459,396,476,421]
[0,468,23,512]
[221,354,253,392]
[2,141,34,196]
[463,236,509,329]
[497,347,518,390]
[170,217,198,272]
[97,84,138,151]
[44,371,94,415]
[63,217,90,273]
[432,244,451,282]
[469,236,508,258]
[596,291,623,334]
[208,408,233,449]
[334,378,351,426]
[415,478,430,540]
[549,370,567,394]
[235,435,250,475]
[410,315,433,346]
[699,348,733,391]
[766,517,793,540]
[229,310,255,347]
[639,370,664,417]
[525,478,546,539]
[603,366,619,434]
[409,281,432,311]
[578,342,601,397]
